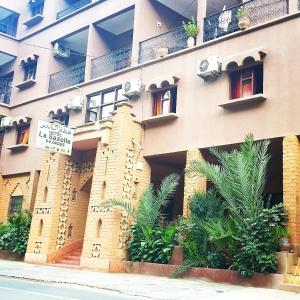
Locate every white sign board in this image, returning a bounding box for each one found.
[35,120,74,156]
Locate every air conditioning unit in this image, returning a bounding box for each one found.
[122,79,142,98]
[68,95,83,110]
[197,56,221,80]
[53,42,71,59]
[1,116,13,128]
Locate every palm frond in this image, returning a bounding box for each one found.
[100,199,136,217]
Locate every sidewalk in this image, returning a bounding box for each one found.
[0,260,298,300]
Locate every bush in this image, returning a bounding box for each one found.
[0,210,32,255]
[128,224,177,264]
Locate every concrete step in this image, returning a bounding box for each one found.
[280,283,300,293]
[55,259,80,266]
[61,255,81,261]
[283,274,300,285]
[50,263,82,270]
[291,266,300,276]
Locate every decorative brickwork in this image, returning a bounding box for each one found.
[183,149,207,217]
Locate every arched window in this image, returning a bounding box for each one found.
[96,219,102,238]
[38,219,43,236]
[43,186,48,203]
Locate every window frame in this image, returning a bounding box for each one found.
[229,62,263,100]
[151,86,177,116]
[23,60,37,81]
[86,86,128,122]
[16,123,30,145]
[8,196,23,216]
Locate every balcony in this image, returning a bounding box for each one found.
[139,26,188,64]
[24,1,44,27]
[56,0,92,20]
[48,62,85,93]
[91,45,132,79]
[204,0,289,42]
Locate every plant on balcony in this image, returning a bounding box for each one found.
[236,6,251,30]
[101,174,180,264]
[182,16,199,47]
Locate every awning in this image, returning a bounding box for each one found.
[145,75,180,91]
[12,116,31,126]
[19,54,39,66]
[222,48,267,71]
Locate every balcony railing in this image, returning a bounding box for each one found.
[139,26,187,63]
[0,22,17,37]
[204,0,288,42]
[139,26,188,64]
[0,78,12,104]
[48,62,85,93]
[31,2,44,17]
[91,45,132,79]
[57,0,92,19]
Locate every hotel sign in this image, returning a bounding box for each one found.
[35,120,74,156]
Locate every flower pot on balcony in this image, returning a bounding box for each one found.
[238,16,251,30]
[187,37,195,48]
[157,47,169,58]
[279,237,291,252]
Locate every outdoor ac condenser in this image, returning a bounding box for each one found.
[68,96,83,110]
[122,79,142,98]
[53,42,71,59]
[0,116,13,128]
[197,56,221,80]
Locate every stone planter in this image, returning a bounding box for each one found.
[238,16,251,30]
[187,37,195,48]
[171,246,184,265]
[157,47,169,58]
[0,250,24,261]
[276,251,296,274]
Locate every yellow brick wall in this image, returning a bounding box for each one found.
[0,172,38,223]
[183,149,206,217]
[81,102,151,268]
[283,135,300,246]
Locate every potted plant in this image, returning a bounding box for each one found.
[182,16,199,48]
[277,226,291,252]
[157,46,169,58]
[236,6,251,30]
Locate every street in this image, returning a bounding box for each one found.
[0,277,138,300]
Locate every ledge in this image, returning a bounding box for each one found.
[7,144,29,151]
[142,113,178,127]
[15,79,36,90]
[218,94,267,109]
[23,14,44,27]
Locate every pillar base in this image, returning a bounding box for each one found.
[25,252,48,264]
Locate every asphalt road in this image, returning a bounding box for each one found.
[0,277,139,300]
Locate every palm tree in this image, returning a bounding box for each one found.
[186,133,270,226]
[101,173,180,227]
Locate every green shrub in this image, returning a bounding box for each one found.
[182,16,199,38]
[0,210,32,255]
[128,224,177,264]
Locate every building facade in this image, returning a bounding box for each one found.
[0,0,300,280]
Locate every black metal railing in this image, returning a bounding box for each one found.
[0,78,12,104]
[31,2,44,17]
[91,45,132,79]
[48,62,85,93]
[204,0,288,42]
[0,22,17,37]
[139,26,188,64]
[56,0,92,19]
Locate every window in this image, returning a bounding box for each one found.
[16,124,30,145]
[52,112,69,126]
[30,0,44,17]
[152,87,177,116]
[23,60,37,81]
[9,196,23,215]
[229,64,263,100]
[0,73,13,104]
[87,86,128,122]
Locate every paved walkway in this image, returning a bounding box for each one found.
[0,260,298,300]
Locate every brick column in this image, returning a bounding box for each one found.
[81,103,151,270]
[25,151,68,264]
[283,136,300,254]
[183,149,206,217]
